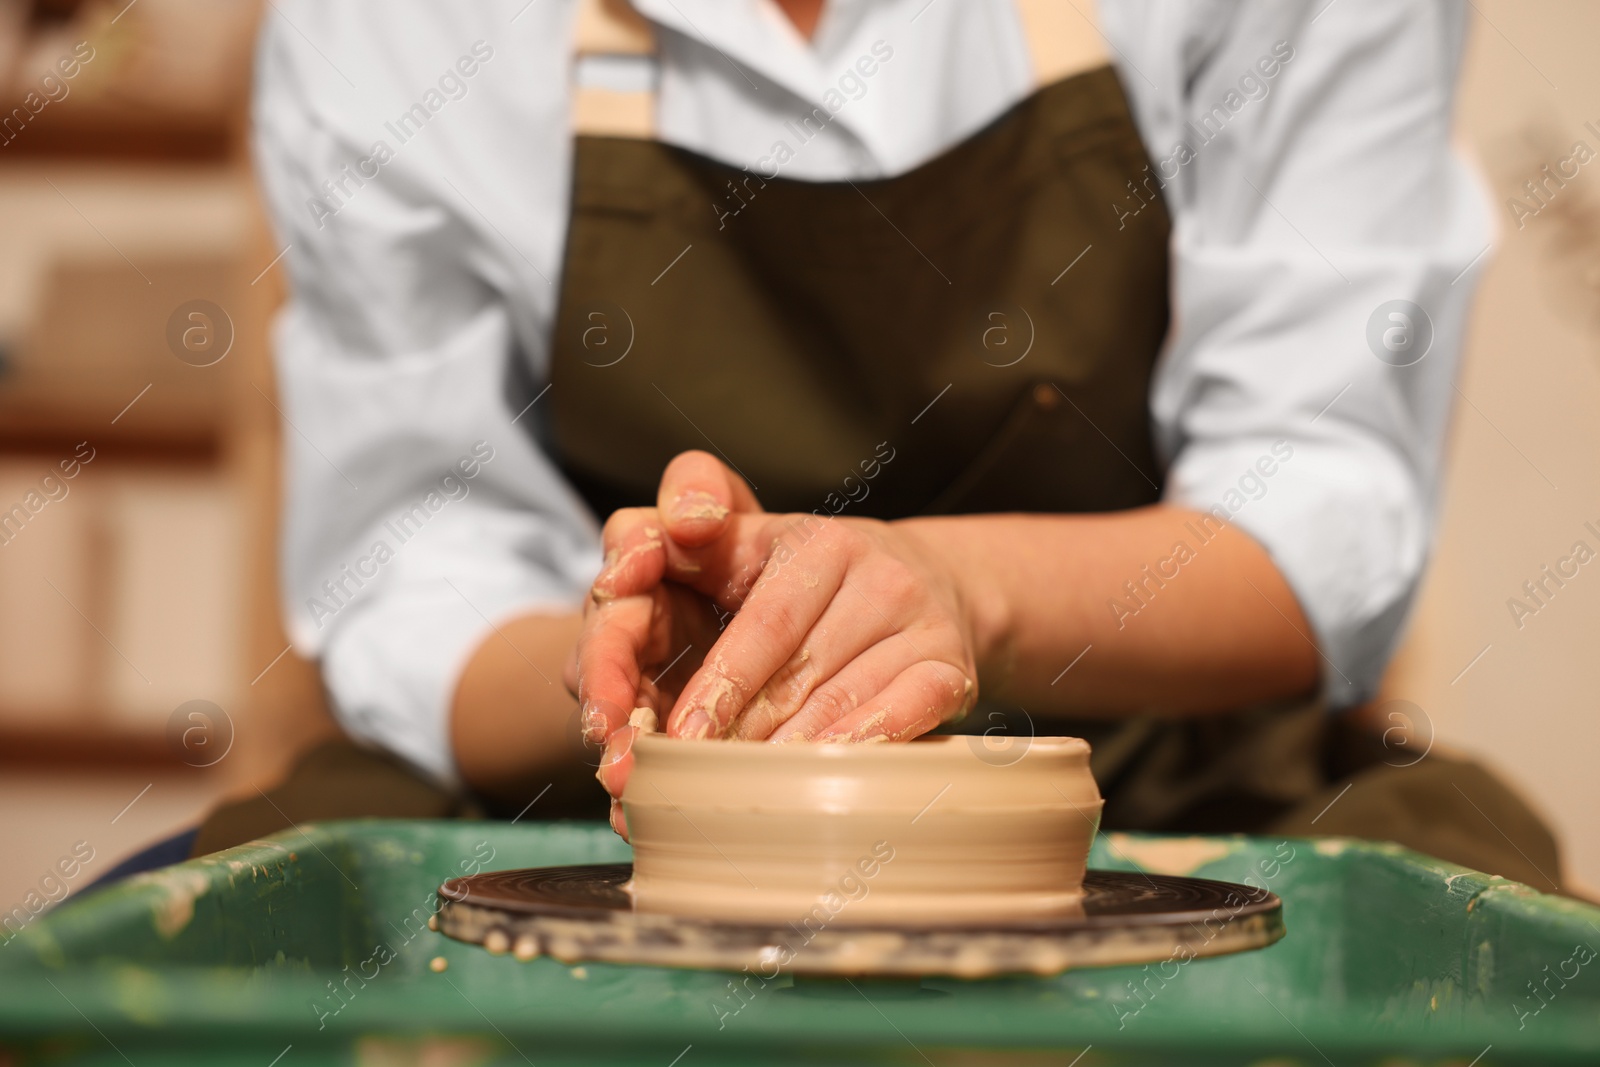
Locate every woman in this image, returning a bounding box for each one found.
[224,0,1560,887]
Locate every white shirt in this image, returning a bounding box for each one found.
[253,0,1490,784]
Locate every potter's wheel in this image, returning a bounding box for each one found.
[435,864,1284,978]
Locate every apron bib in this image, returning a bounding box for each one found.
[551,0,1168,520]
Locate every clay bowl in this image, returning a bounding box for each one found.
[620,733,1102,926]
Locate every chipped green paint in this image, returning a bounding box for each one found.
[369,838,416,865]
[0,821,1596,1066]
[127,866,211,939]
[110,965,170,1025]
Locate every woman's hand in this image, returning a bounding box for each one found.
[564,451,762,836]
[569,545,724,837]
[568,453,984,832]
[658,511,979,745]
[566,450,762,735]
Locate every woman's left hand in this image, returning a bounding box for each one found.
[657,510,981,744]
[575,494,982,766]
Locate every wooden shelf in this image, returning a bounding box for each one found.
[0,0,336,784]
[0,724,194,768]
[0,379,226,457]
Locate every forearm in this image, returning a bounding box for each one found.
[450,611,585,801]
[900,505,1319,716]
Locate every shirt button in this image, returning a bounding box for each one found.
[1033,383,1060,411]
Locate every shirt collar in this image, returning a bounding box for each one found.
[628,0,876,145]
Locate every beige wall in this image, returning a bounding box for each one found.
[1391,0,1600,891]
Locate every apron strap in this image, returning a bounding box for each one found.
[1014,0,1110,88]
[572,0,657,138]
[570,0,1110,140]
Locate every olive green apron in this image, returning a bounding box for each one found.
[195,0,1563,894]
[550,68,1167,520]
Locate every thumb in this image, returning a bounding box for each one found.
[657,450,762,549]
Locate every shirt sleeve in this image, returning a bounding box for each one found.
[251,4,600,785]
[1107,0,1493,705]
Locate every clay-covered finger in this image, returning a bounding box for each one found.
[652,510,788,607]
[657,450,762,549]
[760,635,923,743]
[813,659,974,744]
[653,511,836,618]
[591,508,667,601]
[596,705,661,802]
[574,594,655,744]
[666,525,854,740]
[724,583,910,740]
[723,687,793,741]
[596,723,640,798]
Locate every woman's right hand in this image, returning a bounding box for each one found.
[572,558,720,838]
[565,452,762,837]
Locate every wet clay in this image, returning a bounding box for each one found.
[620,734,1102,925]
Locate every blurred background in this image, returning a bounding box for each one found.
[0,0,1597,913]
[0,0,335,911]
